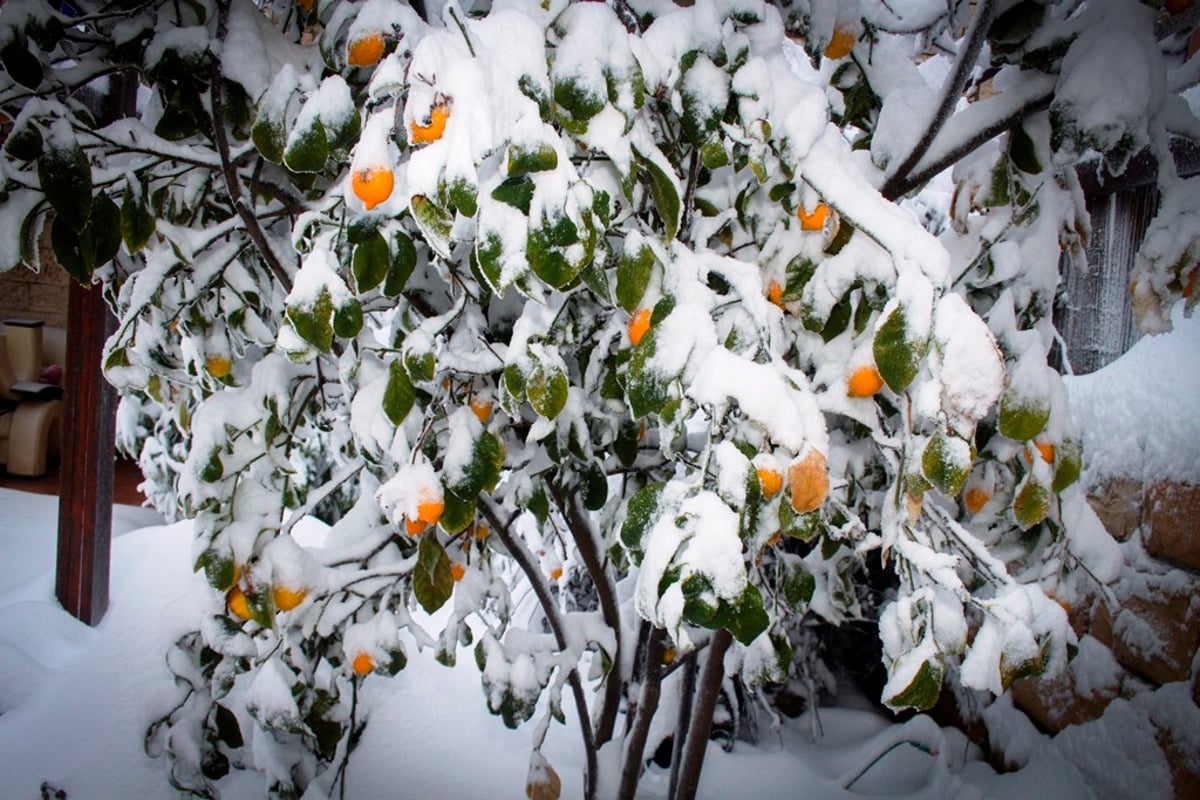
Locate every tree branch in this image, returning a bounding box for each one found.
[880,0,998,199]
[883,88,1054,200]
[549,479,624,747]
[211,0,294,292]
[477,495,598,800]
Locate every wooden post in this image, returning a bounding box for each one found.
[54,281,117,624]
[53,71,134,625]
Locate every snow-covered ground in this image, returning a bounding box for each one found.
[0,310,1196,800]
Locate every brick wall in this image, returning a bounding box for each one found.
[0,226,69,329]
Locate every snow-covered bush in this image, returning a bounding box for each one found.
[1,0,1194,797]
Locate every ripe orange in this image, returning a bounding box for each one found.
[405,517,429,535]
[227,586,251,621]
[1022,440,1055,465]
[474,523,489,540]
[788,449,829,514]
[847,365,884,398]
[766,531,782,547]
[767,279,784,308]
[347,32,385,68]
[352,652,374,676]
[273,585,307,611]
[549,566,563,581]
[470,397,493,424]
[352,165,394,211]
[825,26,856,59]
[757,466,784,499]
[628,308,652,346]
[798,202,829,231]
[417,497,444,526]
[206,355,232,379]
[411,104,450,145]
[662,646,676,665]
[451,563,466,582]
[964,486,990,514]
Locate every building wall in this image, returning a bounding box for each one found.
[0,228,69,330]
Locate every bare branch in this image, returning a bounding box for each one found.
[880,0,998,199]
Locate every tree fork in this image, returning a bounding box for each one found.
[478,496,599,800]
[673,628,733,800]
[551,480,624,746]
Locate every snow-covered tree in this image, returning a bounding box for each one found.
[1,0,1194,797]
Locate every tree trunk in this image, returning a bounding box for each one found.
[617,626,667,800]
[673,628,733,800]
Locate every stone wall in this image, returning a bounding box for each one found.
[0,230,69,329]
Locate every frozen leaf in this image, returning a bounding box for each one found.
[38,120,92,233]
[884,655,943,712]
[873,304,928,393]
[1013,472,1051,530]
[411,195,453,259]
[921,429,973,498]
[352,231,389,291]
[527,359,568,420]
[382,359,414,426]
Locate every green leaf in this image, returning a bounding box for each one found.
[620,482,665,558]
[37,127,92,233]
[1009,123,1042,175]
[1,40,43,90]
[413,536,454,614]
[447,431,505,499]
[553,77,605,133]
[284,116,328,173]
[4,122,43,162]
[252,97,287,165]
[411,195,453,259]
[528,212,587,289]
[199,550,238,591]
[439,490,477,534]
[998,390,1050,441]
[332,299,363,339]
[405,350,435,383]
[491,177,534,215]
[783,562,815,607]
[214,704,244,748]
[922,429,973,497]
[1013,474,1051,530]
[448,178,478,217]
[633,147,681,240]
[353,231,390,292]
[581,461,608,511]
[527,359,568,419]
[627,326,672,418]
[1000,636,1050,691]
[120,185,156,254]
[1053,439,1082,493]
[884,656,943,712]
[383,231,417,297]
[383,359,415,426]
[507,143,559,176]
[726,584,769,645]
[700,138,729,169]
[288,287,334,352]
[616,241,655,313]
[873,304,927,393]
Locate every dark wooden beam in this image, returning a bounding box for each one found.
[54,281,117,625]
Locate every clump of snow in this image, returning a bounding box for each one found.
[1065,306,1200,487]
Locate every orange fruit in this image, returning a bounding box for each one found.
[1034,440,1055,464]
[766,531,782,547]
[352,652,374,676]
[788,450,829,514]
[662,646,676,665]
[417,497,444,526]
[824,26,856,59]
[847,365,884,397]
[549,566,563,581]
[628,307,651,346]
[470,397,493,424]
[474,523,489,540]
[767,279,784,308]
[798,202,829,231]
[964,487,990,514]
[273,585,307,611]
[347,32,385,68]
[206,355,232,379]
[352,165,394,211]
[757,466,784,499]
[227,586,251,621]
[451,563,466,582]
[405,517,429,535]
[411,103,450,145]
